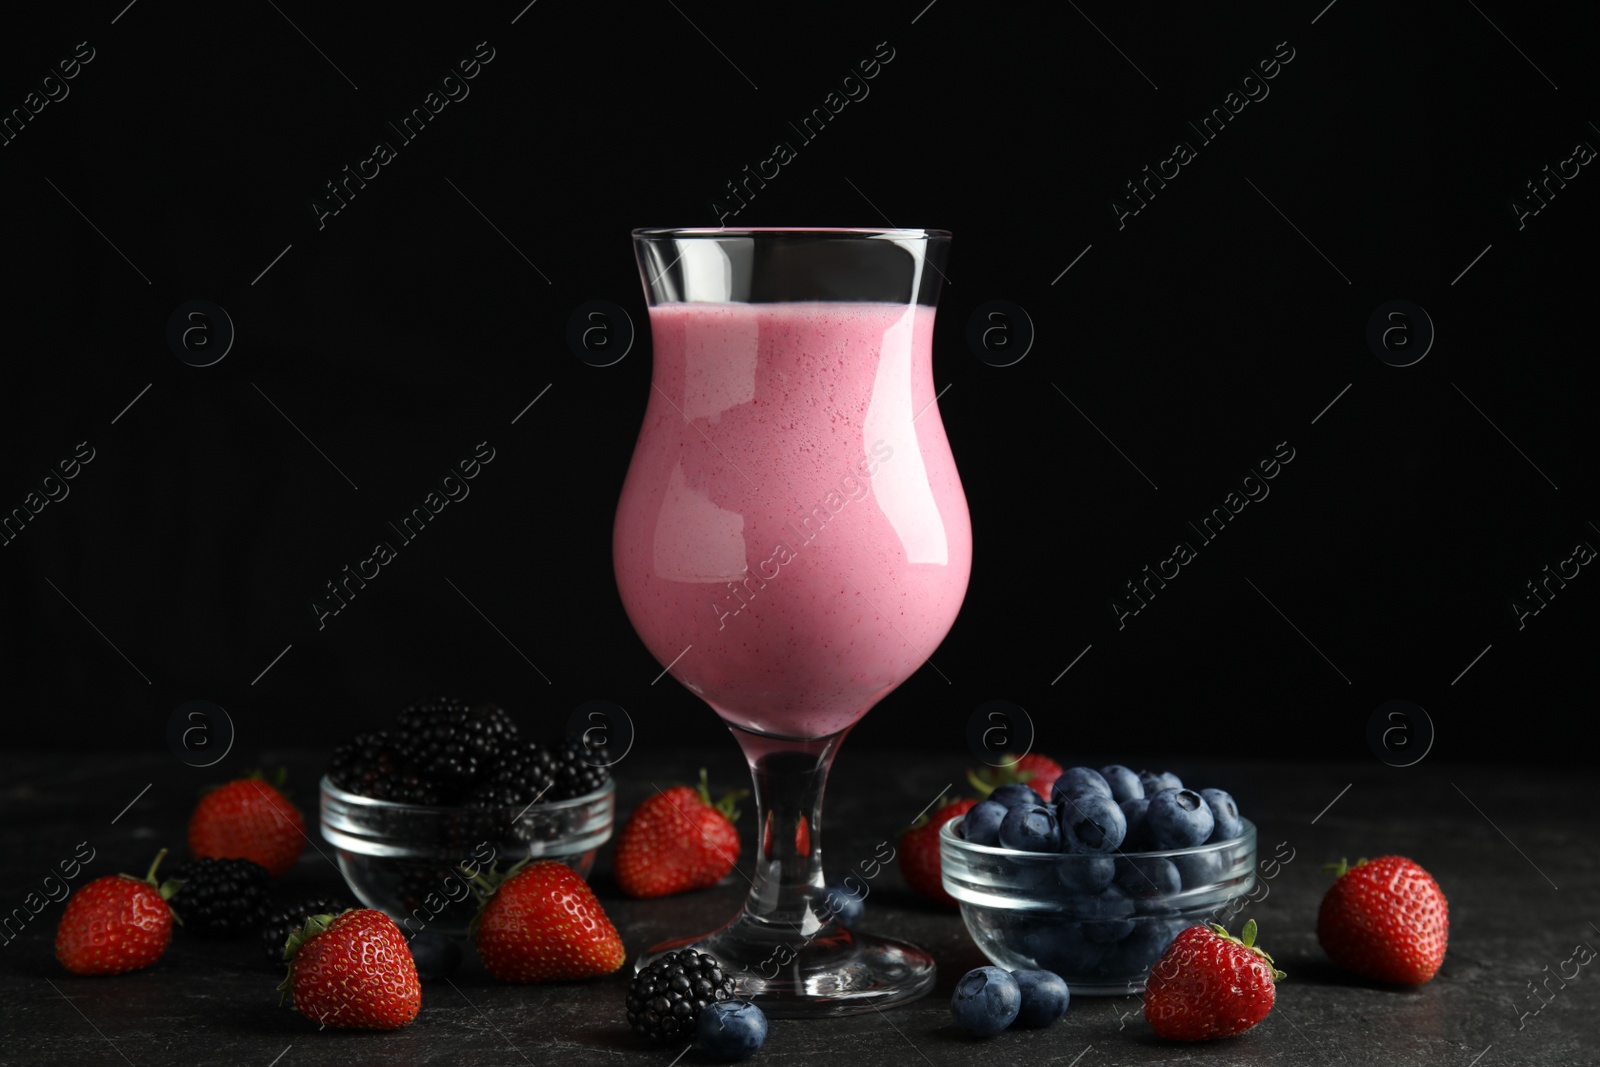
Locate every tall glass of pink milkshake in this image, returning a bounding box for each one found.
[616,228,970,1015]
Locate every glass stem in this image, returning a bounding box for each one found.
[727,726,845,931]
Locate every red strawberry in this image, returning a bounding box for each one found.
[1144,920,1283,1040]
[761,813,812,857]
[1317,856,1448,985]
[967,753,1063,801]
[472,860,626,982]
[187,771,305,878]
[55,849,177,976]
[899,797,976,907]
[614,770,745,899]
[279,908,420,1029]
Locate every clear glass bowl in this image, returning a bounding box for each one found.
[941,816,1257,995]
[319,776,615,941]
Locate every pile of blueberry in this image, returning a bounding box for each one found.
[960,765,1248,983]
[962,765,1243,855]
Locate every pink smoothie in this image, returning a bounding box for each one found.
[613,301,972,739]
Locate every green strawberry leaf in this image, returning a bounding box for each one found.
[1209,919,1285,979]
[697,768,748,823]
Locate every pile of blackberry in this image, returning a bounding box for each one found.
[167,858,274,937]
[326,697,611,809]
[625,950,736,1040]
[327,730,443,805]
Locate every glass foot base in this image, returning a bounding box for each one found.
[637,915,937,1018]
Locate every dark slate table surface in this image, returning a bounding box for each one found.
[1,750,1594,1067]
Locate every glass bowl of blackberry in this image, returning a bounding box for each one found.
[318,697,616,943]
[939,765,1258,995]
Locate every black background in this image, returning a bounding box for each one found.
[2,0,1595,768]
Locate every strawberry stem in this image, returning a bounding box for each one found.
[698,768,748,823]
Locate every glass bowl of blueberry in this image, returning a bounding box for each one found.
[319,697,616,944]
[940,764,1256,995]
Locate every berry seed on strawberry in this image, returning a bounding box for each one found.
[899,797,975,908]
[1144,920,1283,1040]
[471,859,625,982]
[55,849,177,976]
[187,770,305,879]
[614,770,744,899]
[279,908,420,1030]
[1317,856,1448,985]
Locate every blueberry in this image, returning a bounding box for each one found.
[1024,924,1105,976]
[1138,770,1183,795]
[998,803,1060,852]
[1009,969,1070,1027]
[1082,918,1137,944]
[1115,856,1181,899]
[1146,788,1214,849]
[1200,788,1243,841]
[821,883,865,927]
[1069,885,1135,921]
[1099,764,1144,803]
[988,783,1039,810]
[1008,858,1064,894]
[696,1000,768,1060]
[1119,797,1153,851]
[950,966,1021,1036]
[1051,767,1112,802]
[1171,849,1224,889]
[961,800,1008,846]
[1057,854,1116,894]
[1056,793,1127,853]
[1108,918,1186,978]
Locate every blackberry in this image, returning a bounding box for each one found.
[327,730,442,805]
[167,858,272,937]
[465,738,560,810]
[625,949,735,1041]
[397,698,518,796]
[260,895,352,963]
[392,861,478,931]
[550,737,611,800]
